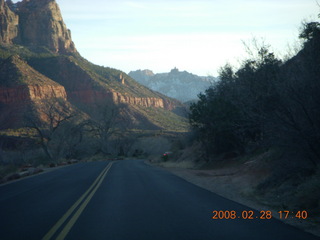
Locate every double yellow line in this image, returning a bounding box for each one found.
[43,162,113,240]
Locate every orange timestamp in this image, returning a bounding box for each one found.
[212,210,308,220]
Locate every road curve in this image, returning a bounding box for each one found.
[0,160,318,240]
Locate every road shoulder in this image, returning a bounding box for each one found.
[149,160,320,238]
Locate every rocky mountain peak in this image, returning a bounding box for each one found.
[0,0,19,44]
[0,0,76,53]
[16,0,55,8]
[142,69,155,76]
[169,67,179,75]
[127,69,155,86]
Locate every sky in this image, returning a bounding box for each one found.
[13,0,320,76]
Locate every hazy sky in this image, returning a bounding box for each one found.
[14,0,319,76]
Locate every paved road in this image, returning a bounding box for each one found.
[0,160,318,240]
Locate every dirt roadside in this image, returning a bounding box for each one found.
[149,160,320,238]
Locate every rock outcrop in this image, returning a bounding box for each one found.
[110,91,177,110]
[0,0,19,44]
[111,91,164,108]
[0,0,76,53]
[0,85,66,104]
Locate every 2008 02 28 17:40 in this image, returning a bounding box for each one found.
[212,210,308,220]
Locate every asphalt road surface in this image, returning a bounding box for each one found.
[0,160,319,240]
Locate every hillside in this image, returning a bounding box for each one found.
[129,68,216,102]
[0,0,189,168]
[0,0,187,130]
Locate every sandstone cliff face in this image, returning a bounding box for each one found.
[16,0,76,53]
[0,85,66,104]
[0,0,19,44]
[0,0,76,53]
[68,89,171,109]
[111,92,176,110]
[28,85,66,100]
[111,91,165,108]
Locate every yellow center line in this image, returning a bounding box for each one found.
[56,162,113,240]
[42,162,113,240]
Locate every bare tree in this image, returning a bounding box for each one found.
[90,103,131,156]
[25,98,76,161]
[112,132,135,157]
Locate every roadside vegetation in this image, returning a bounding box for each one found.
[190,21,320,166]
[0,100,185,183]
[156,19,320,233]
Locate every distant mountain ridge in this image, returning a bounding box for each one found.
[129,68,217,102]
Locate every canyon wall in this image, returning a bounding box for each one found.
[0,84,67,104]
[68,89,171,109]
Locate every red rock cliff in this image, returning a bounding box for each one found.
[111,91,165,108]
[68,88,172,110]
[0,84,67,104]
